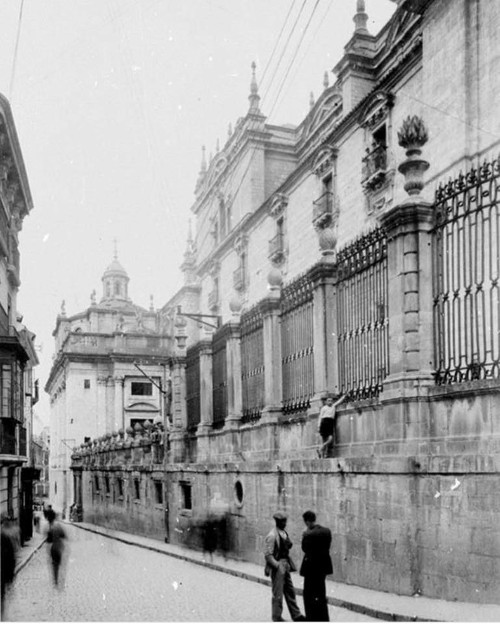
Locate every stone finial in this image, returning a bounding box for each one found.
[397,115,430,198]
[90,289,96,306]
[60,300,66,317]
[149,295,154,312]
[397,115,429,151]
[309,91,315,110]
[323,71,329,89]
[248,61,261,113]
[267,266,283,291]
[354,0,369,34]
[229,294,243,319]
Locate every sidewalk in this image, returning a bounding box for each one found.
[70,521,500,622]
[14,528,47,575]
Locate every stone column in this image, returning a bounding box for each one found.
[196,340,213,434]
[260,272,283,423]
[224,321,242,431]
[379,116,434,439]
[307,261,338,416]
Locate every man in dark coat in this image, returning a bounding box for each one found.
[264,511,305,622]
[299,510,333,621]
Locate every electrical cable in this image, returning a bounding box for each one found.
[9,0,25,100]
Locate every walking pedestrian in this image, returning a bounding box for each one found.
[317,393,345,458]
[46,510,67,587]
[299,510,333,622]
[1,515,19,619]
[264,511,305,622]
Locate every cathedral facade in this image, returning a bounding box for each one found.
[72,0,500,603]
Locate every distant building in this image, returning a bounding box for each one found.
[46,257,171,518]
[0,93,39,543]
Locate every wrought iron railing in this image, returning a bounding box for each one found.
[281,273,314,414]
[361,144,388,182]
[268,232,285,262]
[186,344,202,430]
[432,156,500,384]
[241,304,264,423]
[337,227,389,400]
[233,266,245,291]
[212,327,228,429]
[208,289,219,310]
[312,191,334,224]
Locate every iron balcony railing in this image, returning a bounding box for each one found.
[268,232,285,263]
[19,426,27,457]
[361,144,388,189]
[312,191,334,225]
[208,289,219,309]
[233,266,245,291]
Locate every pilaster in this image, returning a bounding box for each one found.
[307,261,338,415]
[196,340,214,435]
[260,293,282,423]
[224,322,242,431]
[113,376,124,432]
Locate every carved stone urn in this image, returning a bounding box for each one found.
[397,115,429,197]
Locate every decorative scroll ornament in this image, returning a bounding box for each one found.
[270,193,288,219]
[311,144,338,178]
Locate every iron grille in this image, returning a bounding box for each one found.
[337,227,389,400]
[432,156,500,384]
[241,304,264,423]
[19,426,26,456]
[212,327,228,429]
[186,344,202,430]
[281,273,314,414]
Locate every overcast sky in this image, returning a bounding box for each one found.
[0,0,396,429]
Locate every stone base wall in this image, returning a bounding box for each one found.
[73,380,500,605]
[164,456,500,604]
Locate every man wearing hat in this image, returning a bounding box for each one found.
[264,511,305,622]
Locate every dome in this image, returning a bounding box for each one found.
[103,258,128,278]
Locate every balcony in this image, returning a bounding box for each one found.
[233,266,246,291]
[362,144,388,192]
[268,233,286,265]
[208,289,219,310]
[0,418,17,456]
[19,426,27,457]
[312,191,334,228]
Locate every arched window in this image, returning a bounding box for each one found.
[106,282,111,297]
[114,281,121,295]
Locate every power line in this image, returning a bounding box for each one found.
[9,0,25,100]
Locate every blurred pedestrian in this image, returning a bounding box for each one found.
[264,511,305,622]
[299,510,333,621]
[46,510,67,587]
[1,515,19,619]
[201,514,218,562]
[317,393,345,458]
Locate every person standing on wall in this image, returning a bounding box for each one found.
[299,510,333,621]
[264,511,305,622]
[317,393,346,458]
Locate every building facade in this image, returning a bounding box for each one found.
[72,0,500,603]
[46,258,172,518]
[0,92,40,543]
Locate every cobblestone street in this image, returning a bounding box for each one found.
[5,525,376,622]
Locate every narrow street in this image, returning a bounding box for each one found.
[5,524,377,622]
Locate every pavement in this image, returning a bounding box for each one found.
[49,521,498,623]
[14,528,47,576]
